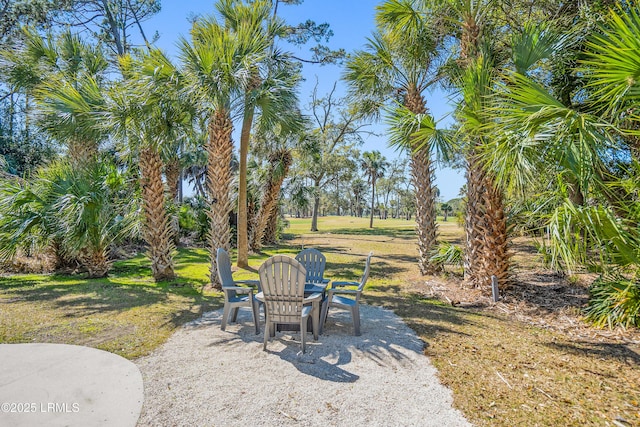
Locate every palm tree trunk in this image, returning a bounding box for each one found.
[81,248,110,278]
[140,147,175,281]
[165,158,180,203]
[237,105,254,268]
[464,150,510,290]
[263,205,279,245]
[464,153,484,286]
[369,179,375,228]
[165,157,181,245]
[458,9,510,291]
[207,110,234,288]
[311,180,321,231]
[237,73,261,268]
[250,150,291,252]
[406,87,440,274]
[482,173,510,288]
[411,149,439,274]
[68,138,98,167]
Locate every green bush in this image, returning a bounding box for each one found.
[585,275,640,329]
[178,197,209,242]
[430,242,464,268]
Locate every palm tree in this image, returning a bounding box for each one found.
[350,178,368,217]
[107,49,189,281]
[344,0,443,273]
[361,150,388,228]
[248,125,301,251]
[179,11,271,286]
[9,28,110,166]
[0,159,135,277]
[441,203,452,221]
[216,0,276,267]
[379,0,508,288]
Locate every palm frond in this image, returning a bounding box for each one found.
[385,104,455,162]
[582,6,640,112]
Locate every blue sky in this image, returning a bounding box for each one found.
[144,0,465,201]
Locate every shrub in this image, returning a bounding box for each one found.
[430,242,464,268]
[178,196,209,242]
[585,275,640,329]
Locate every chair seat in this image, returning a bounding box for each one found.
[301,304,312,318]
[320,251,373,337]
[330,295,356,308]
[217,248,260,335]
[228,295,252,304]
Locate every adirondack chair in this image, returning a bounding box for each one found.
[258,255,322,353]
[320,251,373,336]
[217,248,260,334]
[295,248,329,285]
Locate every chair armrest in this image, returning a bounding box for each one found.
[331,281,359,288]
[234,279,260,287]
[303,292,322,303]
[328,289,360,296]
[223,286,253,294]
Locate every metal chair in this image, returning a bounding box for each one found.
[295,248,329,285]
[320,251,373,336]
[258,255,322,353]
[216,248,260,334]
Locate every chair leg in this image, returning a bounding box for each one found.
[300,318,307,353]
[319,299,329,334]
[251,299,260,335]
[352,305,361,336]
[221,303,230,331]
[312,302,319,341]
[231,307,239,323]
[263,316,270,351]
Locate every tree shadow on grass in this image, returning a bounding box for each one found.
[501,271,589,316]
[542,340,640,365]
[0,273,222,319]
[362,287,500,342]
[317,226,416,239]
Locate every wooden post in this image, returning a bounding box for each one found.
[491,275,499,303]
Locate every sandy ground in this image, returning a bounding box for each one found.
[135,304,471,427]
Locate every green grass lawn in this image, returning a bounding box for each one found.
[0,248,222,358]
[1,215,638,426]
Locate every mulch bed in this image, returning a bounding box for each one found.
[415,268,640,345]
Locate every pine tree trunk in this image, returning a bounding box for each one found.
[206,110,234,288]
[140,147,175,281]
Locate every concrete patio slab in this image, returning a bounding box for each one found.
[0,343,143,427]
